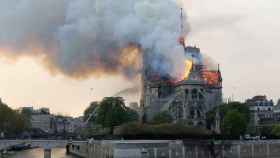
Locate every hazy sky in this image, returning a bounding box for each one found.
[0,0,279,116]
[185,0,280,102]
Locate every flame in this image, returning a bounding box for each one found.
[183,59,193,79]
[119,45,142,74]
[202,71,220,85]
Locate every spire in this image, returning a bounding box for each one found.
[180,8,184,35]
[178,8,186,48]
[217,64,223,82]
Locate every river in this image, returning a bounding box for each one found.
[4,148,76,158]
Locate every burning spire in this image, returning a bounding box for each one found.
[178,8,186,48]
[183,59,193,79]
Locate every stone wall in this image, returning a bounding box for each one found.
[67,141,88,158]
[68,140,280,158]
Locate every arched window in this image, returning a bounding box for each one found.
[197,121,203,126]
[192,89,198,99]
[199,93,204,100]
[185,89,189,98]
[190,110,195,118]
[197,110,201,118]
[178,106,183,119]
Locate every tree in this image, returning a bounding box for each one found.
[271,125,280,137]
[84,101,99,122]
[95,97,136,134]
[259,126,273,137]
[207,102,250,138]
[222,110,247,138]
[0,101,30,137]
[152,111,173,124]
[126,108,139,122]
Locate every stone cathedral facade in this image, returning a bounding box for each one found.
[141,46,223,127]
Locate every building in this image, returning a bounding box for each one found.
[18,106,34,113]
[246,96,274,112]
[246,96,274,126]
[53,116,84,134]
[141,46,223,127]
[31,114,54,133]
[19,106,84,134]
[18,107,54,133]
[245,96,279,133]
[274,99,280,112]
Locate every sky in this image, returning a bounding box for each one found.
[184,0,280,102]
[0,0,280,116]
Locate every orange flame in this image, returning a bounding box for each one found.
[202,71,220,86]
[183,59,193,79]
[119,45,142,72]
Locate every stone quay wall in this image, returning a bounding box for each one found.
[68,140,280,158]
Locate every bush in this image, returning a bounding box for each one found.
[114,122,211,138]
[151,111,173,124]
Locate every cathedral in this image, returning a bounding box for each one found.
[141,46,223,127]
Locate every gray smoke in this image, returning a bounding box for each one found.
[0,0,189,79]
[113,86,140,97]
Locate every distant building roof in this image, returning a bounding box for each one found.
[185,46,200,53]
[252,95,267,101]
[246,95,274,107]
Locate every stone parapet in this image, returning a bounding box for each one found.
[68,140,280,158]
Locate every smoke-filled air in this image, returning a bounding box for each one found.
[0,0,189,79]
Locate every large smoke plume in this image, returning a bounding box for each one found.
[0,0,189,79]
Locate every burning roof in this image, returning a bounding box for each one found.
[202,71,222,86]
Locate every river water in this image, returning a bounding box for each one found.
[4,148,76,158]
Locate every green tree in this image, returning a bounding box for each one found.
[0,101,29,136]
[259,126,273,137]
[95,97,136,134]
[152,111,173,124]
[271,125,280,137]
[222,110,247,138]
[20,108,32,129]
[127,108,139,122]
[84,101,99,122]
[207,102,250,138]
[208,102,250,120]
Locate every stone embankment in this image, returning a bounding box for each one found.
[68,140,280,158]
